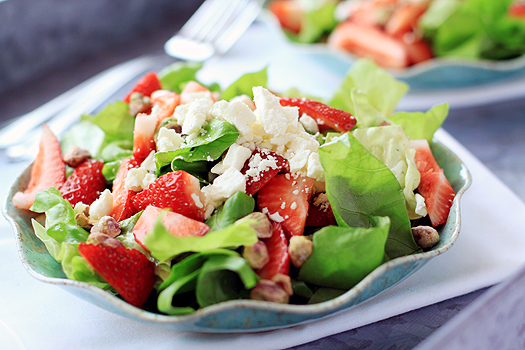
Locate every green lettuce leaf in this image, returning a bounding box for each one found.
[388,103,449,142]
[221,67,268,101]
[145,216,258,261]
[329,59,409,119]
[352,125,422,219]
[319,132,420,258]
[61,120,106,157]
[292,2,338,44]
[196,255,259,307]
[154,118,239,170]
[298,216,389,289]
[159,61,204,93]
[205,191,255,231]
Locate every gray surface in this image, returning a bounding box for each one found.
[1,1,524,349]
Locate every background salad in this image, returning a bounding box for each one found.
[268,0,525,68]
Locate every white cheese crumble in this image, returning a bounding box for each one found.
[156,127,184,152]
[89,189,113,220]
[299,113,319,134]
[211,143,252,175]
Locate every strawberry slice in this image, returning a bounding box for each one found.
[384,2,428,38]
[411,139,455,227]
[151,90,181,122]
[257,222,290,280]
[327,21,410,69]
[350,0,397,27]
[78,243,155,308]
[132,112,157,163]
[305,194,337,227]
[133,206,209,250]
[404,38,433,65]
[509,2,525,17]
[256,174,315,237]
[268,0,303,34]
[132,171,206,222]
[13,125,66,210]
[60,159,106,206]
[109,158,139,222]
[279,97,356,133]
[123,72,162,104]
[241,149,288,196]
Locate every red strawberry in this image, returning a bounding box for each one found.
[123,72,162,104]
[180,81,216,103]
[132,171,206,222]
[327,21,410,69]
[384,2,428,38]
[350,0,397,27]
[60,159,106,206]
[509,2,525,17]
[268,0,303,34]
[279,97,356,133]
[78,243,155,308]
[305,193,337,227]
[256,174,315,237]
[13,124,66,210]
[133,206,209,250]
[411,139,455,227]
[241,149,288,196]
[109,158,139,222]
[151,90,181,123]
[257,222,290,280]
[132,112,157,163]
[404,38,433,65]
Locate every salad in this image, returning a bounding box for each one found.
[12,59,456,314]
[268,0,525,69]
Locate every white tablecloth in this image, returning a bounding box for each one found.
[2,23,525,350]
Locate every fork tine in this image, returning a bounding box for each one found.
[189,0,246,43]
[212,0,263,54]
[178,0,224,39]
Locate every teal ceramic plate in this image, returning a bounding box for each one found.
[4,140,470,333]
[261,10,525,91]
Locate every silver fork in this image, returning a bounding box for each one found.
[2,0,264,162]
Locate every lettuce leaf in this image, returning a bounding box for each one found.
[159,61,204,93]
[145,216,258,261]
[329,59,409,119]
[221,67,268,101]
[388,103,449,142]
[205,191,255,231]
[292,2,338,44]
[154,118,239,170]
[298,216,390,289]
[319,132,420,258]
[352,125,422,219]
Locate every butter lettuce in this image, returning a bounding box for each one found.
[388,103,449,143]
[298,216,390,289]
[352,125,423,219]
[318,132,420,259]
[221,67,268,101]
[145,216,258,261]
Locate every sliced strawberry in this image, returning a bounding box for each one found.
[151,90,180,122]
[109,158,139,222]
[404,38,433,65]
[256,174,315,237]
[132,113,157,163]
[123,72,162,104]
[132,171,206,222]
[305,193,337,227]
[411,139,455,227]
[509,2,525,17]
[257,222,290,280]
[385,2,428,38]
[78,243,155,308]
[327,21,410,69]
[268,0,303,34]
[350,0,397,27]
[410,139,440,173]
[133,205,209,250]
[279,97,356,132]
[13,125,66,210]
[241,149,288,196]
[180,81,216,104]
[60,159,106,207]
